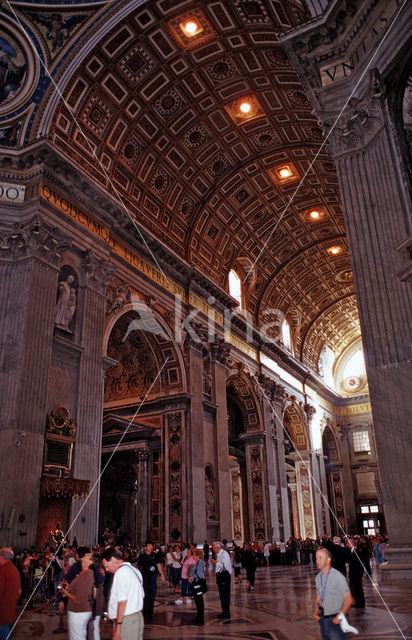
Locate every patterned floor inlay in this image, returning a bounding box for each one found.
[12,564,412,639]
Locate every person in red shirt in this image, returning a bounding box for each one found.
[0,547,21,640]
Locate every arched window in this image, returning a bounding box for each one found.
[318,345,335,389]
[228,269,242,307]
[342,348,365,380]
[282,319,292,351]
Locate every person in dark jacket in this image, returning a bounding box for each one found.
[242,544,257,591]
[347,538,365,608]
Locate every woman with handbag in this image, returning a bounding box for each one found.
[59,552,95,640]
[189,548,207,626]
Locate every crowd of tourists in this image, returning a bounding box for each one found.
[0,531,388,640]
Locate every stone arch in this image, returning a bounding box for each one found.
[282,400,309,451]
[104,302,186,402]
[322,425,341,464]
[226,370,264,432]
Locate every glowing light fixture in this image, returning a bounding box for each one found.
[309,210,320,219]
[267,162,300,186]
[278,166,292,179]
[327,245,342,256]
[239,102,252,114]
[180,19,203,37]
[224,95,264,125]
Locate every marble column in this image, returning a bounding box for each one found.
[338,425,357,534]
[69,250,115,546]
[0,216,70,547]
[244,438,269,540]
[257,375,287,540]
[164,411,185,543]
[281,0,412,568]
[185,334,206,543]
[288,483,300,539]
[210,340,232,541]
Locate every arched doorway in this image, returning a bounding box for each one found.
[283,402,316,539]
[100,305,186,544]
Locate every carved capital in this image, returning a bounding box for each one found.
[83,249,116,294]
[210,337,232,367]
[322,71,385,156]
[0,215,71,265]
[257,374,286,404]
[304,403,316,423]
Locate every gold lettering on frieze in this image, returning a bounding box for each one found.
[336,403,371,416]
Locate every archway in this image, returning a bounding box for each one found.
[100,306,185,544]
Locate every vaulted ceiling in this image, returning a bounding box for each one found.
[9,0,361,370]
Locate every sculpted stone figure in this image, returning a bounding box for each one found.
[55,275,76,331]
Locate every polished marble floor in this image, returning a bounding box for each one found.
[12,563,412,639]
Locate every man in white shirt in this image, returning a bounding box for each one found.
[102,547,144,640]
[212,541,232,619]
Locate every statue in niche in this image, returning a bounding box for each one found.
[55,275,76,332]
[205,473,216,520]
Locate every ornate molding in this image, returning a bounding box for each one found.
[0,215,71,265]
[304,403,316,423]
[40,476,89,499]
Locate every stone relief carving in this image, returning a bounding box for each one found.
[47,405,76,439]
[105,279,131,315]
[55,275,76,332]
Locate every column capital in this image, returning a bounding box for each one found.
[83,249,116,294]
[304,403,316,423]
[210,337,232,367]
[256,373,286,405]
[322,71,385,156]
[0,215,71,266]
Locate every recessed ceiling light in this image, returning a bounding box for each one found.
[278,166,292,179]
[224,95,264,125]
[267,162,300,186]
[180,19,202,37]
[239,102,252,113]
[327,245,342,255]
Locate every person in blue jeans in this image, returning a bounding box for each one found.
[314,548,353,640]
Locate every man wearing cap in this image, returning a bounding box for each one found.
[0,548,21,640]
[314,548,353,640]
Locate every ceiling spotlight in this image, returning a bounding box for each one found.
[278,166,292,179]
[309,210,320,219]
[239,102,252,114]
[327,245,342,255]
[180,19,202,37]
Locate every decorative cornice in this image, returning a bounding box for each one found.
[0,215,71,265]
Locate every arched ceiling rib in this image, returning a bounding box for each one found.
[25,0,360,368]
